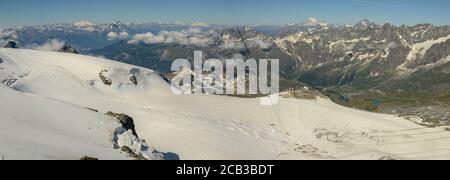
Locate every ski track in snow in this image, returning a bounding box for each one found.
[1,48,450,160]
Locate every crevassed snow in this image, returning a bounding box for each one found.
[1,48,450,160]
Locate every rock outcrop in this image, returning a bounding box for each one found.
[80,156,99,160]
[4,41,18,48]
[106,111,164,160]
[59,45,78,54]
[106,111,138,137]
[99,69,112,86]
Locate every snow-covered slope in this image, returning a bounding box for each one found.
[1,48,449,160]
[0,84,128,160]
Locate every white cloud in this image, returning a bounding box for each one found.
[74,20,96,32]
[248,39,273,49]
[191,22,209,28]
[128,28,217,47]
[107,32,130,41]
[303,17,328,27]
[304,17,319,26]
[32,39,66,51]
[174,21,188,26]
[74,20,94,27]
[128,28,272,49]
[128,32,163,44]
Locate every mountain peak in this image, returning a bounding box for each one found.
[74,20,95,27]
[303,17,328,27]
[354,19,377,30]
[305,17,319,26]
[74,20,96,32]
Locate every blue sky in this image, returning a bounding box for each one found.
[0,0,449,27]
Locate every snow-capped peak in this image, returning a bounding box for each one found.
[74,20,95,28]
[74,20,96,32]
[303,17,328,27]
[305,17,319,26]
[354,19,377,30]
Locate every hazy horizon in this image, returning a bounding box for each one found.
[1,0,449,28]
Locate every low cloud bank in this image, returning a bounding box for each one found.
[32,39,65,51]
[107,32,130,41]
[74,20,96,32]
[128,28,218,47]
